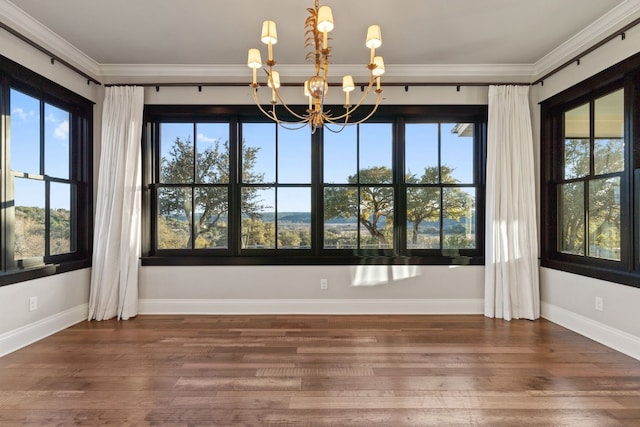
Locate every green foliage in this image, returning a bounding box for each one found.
[14,206,71,258]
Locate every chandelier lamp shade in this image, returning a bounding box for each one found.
[247,0,385,132]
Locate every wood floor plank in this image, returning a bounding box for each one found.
[1,314,639,425]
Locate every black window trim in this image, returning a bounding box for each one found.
[142,104,487,266]
[540,50,640,288]
[0,55,93,287]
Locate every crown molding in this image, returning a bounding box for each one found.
[533,0,640,79]
[100,62,535,83]
[0,0,101,77]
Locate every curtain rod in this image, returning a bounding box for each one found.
[532,15,640,86]
[106,81,531,91]
[0,20,102,86]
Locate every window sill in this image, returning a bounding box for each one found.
[0,259,91,287]
[540,258,640,288]
[141,255,484,267]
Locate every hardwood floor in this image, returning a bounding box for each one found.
[1,315,639,426]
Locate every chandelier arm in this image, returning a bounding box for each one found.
[254,85,312,127]
[326,75,377,121]
[269,98,311,127]
[272,86,312,121]
[324,90,382,128]
[252,87,282,122]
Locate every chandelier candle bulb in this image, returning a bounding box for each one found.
[372,56,385,76]
[304,80,312,109]
[268,71,280,103]
[366,25,382,64]
[261,20,277,61]
[247,49,262,85]
[317,6,334,50]
[343,75,355,106]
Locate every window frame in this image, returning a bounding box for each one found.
[0,55,93,287]
[540,51,640,288]
[142,104,487,266]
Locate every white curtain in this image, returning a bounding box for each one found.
[89,86,144,321]
[484,85,540,321]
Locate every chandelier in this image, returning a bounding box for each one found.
[247,0,385,132]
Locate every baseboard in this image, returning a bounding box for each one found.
[541,302,640,361]
[0,303,88,357]
[138,298,484,315]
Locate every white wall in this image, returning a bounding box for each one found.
[530,22,640,359]
[0,24,100,356]
[139,265,484,314]
[0,269,91,356]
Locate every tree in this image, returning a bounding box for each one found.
[241,217,274,248]
[159,137,264,248]
[405,165,469,246]
[324,166,393,247]
[560,138,623,258]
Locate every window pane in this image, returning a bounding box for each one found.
[324,187,357,249]
[278,127,310,183]
[14,177,45,259]
[195,123,229,184]
[10,89,41,174]
[441,123,474,183]
[277,187,311,249]
[565,103,590,138]
[406,187,440,249]
[243,123,275,183]
[44,103,70,179]
[157,187,191,249]
[50,182,72,255]
[405,124,438,184]
[443,187,475,249]
[595,89,624,138]
[359,186,393,249]
[359,123,392,184]
[194,187,228,249]
[594,90,624,175]
[594,139,624,175]
[564,103,590,179]
[560,182,585,255]
[160,123,194,184]
[324,125,357,184]
[242,187,275,249]
[588,177,620,260]
[564,139,590,179]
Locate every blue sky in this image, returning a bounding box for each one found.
[10,89,71,209]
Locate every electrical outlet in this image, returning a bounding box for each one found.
[595,296,604,312]
[320,279,328,290]
[29,296,38,312]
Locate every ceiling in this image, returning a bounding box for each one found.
[2,0,637,80]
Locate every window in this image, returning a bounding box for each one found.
[143,105,486,265]
[541,51,640,287]
[0,56,93,286]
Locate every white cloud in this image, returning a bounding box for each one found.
[45,112,60,123]
[197,133,220,144]
[12,107,35,122]
[55,120,69,140]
